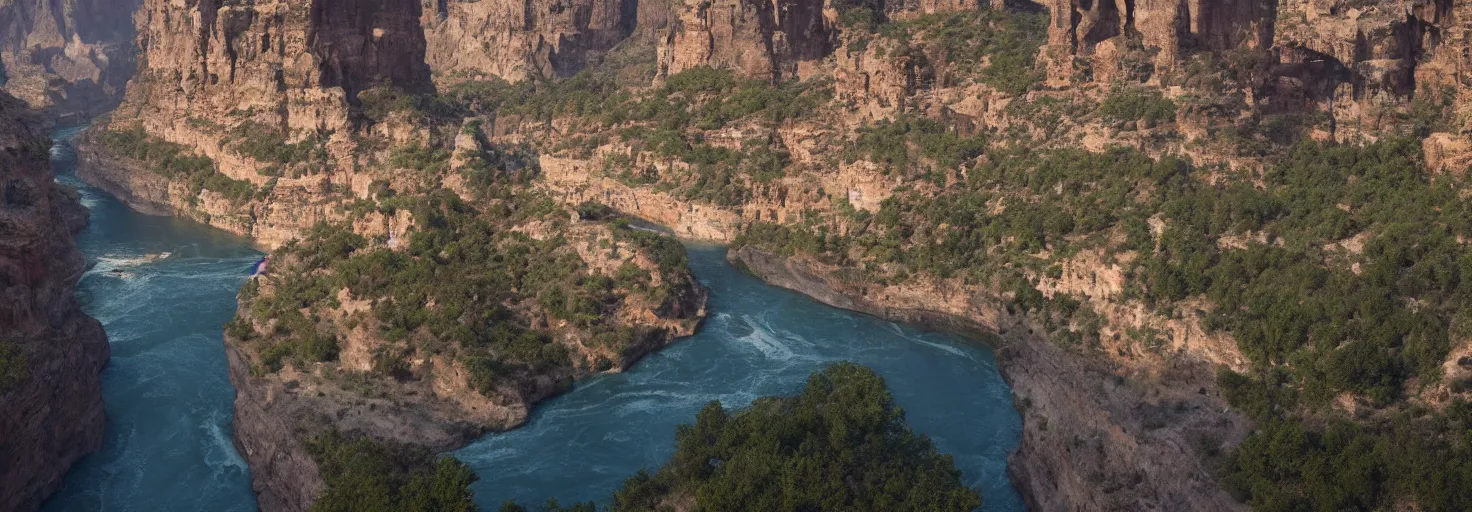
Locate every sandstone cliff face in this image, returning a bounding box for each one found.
[421,0,656,83]
[657,0,834,81]
[1042,0,1470,142]
[0,92,109,512]
[77,0,444,249]
[125,0,429,137]
[73,130,354,250]
[0,0,140,117]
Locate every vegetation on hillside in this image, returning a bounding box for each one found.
[224,120,330,175]
[307,430,478,512]
[0,339,27,393]
[98,126,258,202]
[734,136,1472,509]
[232,189,697,396]
[90,0,1469,508]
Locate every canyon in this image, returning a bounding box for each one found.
[3,0,1470,510]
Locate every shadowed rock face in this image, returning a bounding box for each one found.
[0,92,109,512]
[309,0,432,99]
[657,0,835,82]
[0,0,141,118]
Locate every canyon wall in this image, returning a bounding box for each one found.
[418,0,833,84]
[657,0,835,81]
[0,0,139,118]
[81,0,445,249]
[1043,0,1471,140]
[124,0,429,138]
[0,92,109,512]
[420,0,655,83]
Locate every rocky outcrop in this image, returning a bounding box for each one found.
[1041,0,1274,84]
[730,246,1251,512]
[421,0,659,83]
[1041,0,1471,139]
[657,0,834,81]
[0,92,109,512]
[69,0,446,249]
[123,0,429,136]
[72,129,354,250]
[0,0,140,118]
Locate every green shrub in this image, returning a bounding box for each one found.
[0,339,28,393]
[1099,87,1178,126]
[227,121,329,165]
[605,363,982,511]
[100,126,258,203]
[307,430,479,512]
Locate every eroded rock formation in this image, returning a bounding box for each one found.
[0,92,108,512]
[0,0,140,117]
[421,0,656,83]
[657,0,835,81]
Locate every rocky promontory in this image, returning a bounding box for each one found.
[0,92,109,512]
[224,198,707,511]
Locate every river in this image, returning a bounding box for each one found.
[41,128,1024,511]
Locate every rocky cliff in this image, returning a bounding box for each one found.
[0,0,139,118]
[419,0,832,85]
[0,92,109,512]
[1042,0,1470,141]
[657,0,834,81]
[421,0,657,83]
[73,0,446,249]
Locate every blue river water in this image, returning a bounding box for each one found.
[42,127,261,511]
[41,128,1023,511]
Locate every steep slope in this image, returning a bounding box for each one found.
[0,92,109,512]
[0,0,140,118]
[421,0,656,83]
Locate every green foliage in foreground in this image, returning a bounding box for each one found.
[1221,398,1472,512]
[606,362,981,511]
[1099,87,1178,126]
[308,430,478,512]
[306,364,978,512]
[0,339,28,393]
